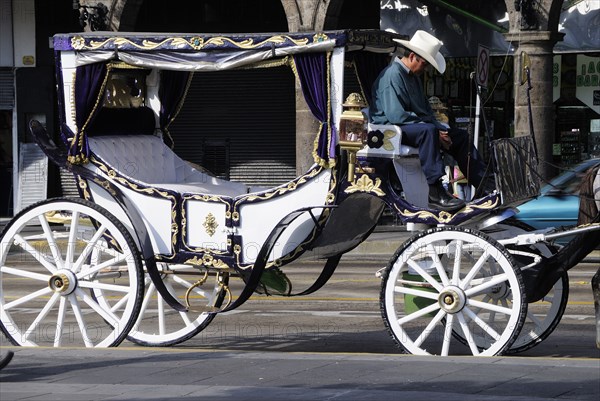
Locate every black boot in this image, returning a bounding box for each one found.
[428,180,465,212]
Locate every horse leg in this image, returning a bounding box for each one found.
[593,168,600,348]
[593,267,600,349]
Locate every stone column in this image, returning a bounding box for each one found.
[505,31,563,181]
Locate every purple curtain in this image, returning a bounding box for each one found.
[351,52,390,107]
[159,70,191,148]
[293,53,335,167]
[68,63,108,164]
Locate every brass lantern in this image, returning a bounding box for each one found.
[338,93,367,182]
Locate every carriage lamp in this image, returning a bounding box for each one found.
[338,93,367,182]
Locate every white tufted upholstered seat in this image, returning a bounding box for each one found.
[88,135,249,198]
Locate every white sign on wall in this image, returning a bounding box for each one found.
[576,55,600,114]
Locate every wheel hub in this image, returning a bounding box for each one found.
[438,286,466,314]
[48,270,78,295]
[488,281,510,300]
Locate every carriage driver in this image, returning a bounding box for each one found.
[370,30,493,212]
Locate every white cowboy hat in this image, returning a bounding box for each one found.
[394,30,446,74]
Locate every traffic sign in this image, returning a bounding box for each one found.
[476,45,489,88]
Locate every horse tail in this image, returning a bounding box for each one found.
[578,164,600,225]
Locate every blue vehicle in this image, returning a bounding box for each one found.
[515,158,600,230]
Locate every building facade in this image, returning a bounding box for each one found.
[0,0,597,216]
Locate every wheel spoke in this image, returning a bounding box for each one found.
[414,309,446,347]
[463,306,501,340]
[397,302,440,325]
[38,214,64,270]
[4,287,52,310]
[72,224,108,273]
[405,259,444,292]
[13,234,57,274]
[468,299,513,315]
[158,288,166,335]
[179,309,193,326]
[457,312,480,355]
[1,265,51,281]
[79,280,131,293]
[488,299,498,323]
[425,243,450,286]
[107,289,130,313]
[526,310,543,328]
[451,240,463,285]
[460,249,490,288]
[54,297,67,347]
[394,285,439,300]
[69,294,93,347]
[162,280,196,326]
[464,273,509,297]
[131,283,156,333]
[65,211,80,269]
[76,254,128,279]
[75,288,120,327]
[441,313,454,356]
[24,292,60,342]
[467,294,491,316]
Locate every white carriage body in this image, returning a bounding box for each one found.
[54,32,383,265]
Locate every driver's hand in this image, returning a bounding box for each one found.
[439,131,452,150]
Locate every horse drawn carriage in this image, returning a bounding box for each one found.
[1,29,599,357]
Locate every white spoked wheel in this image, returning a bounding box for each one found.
[485,220,568,354]
[380,226,526,356]
[508,273,567,353]
[0,198,144,347]
[94,263,228,346]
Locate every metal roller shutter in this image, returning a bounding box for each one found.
[169,66,296,187]
[0,69,14,109]
[59,168,79,198]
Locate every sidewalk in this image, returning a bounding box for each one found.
[0,347,598,401]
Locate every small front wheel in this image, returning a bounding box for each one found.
[380,226,526,356]
[0,198,144,347]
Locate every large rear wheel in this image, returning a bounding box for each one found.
[0,198,143,347]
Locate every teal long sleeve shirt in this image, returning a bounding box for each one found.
[369,58,446,131]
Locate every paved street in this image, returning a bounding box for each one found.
[1,347,599,401]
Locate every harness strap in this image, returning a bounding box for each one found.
[213,206,336,314]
